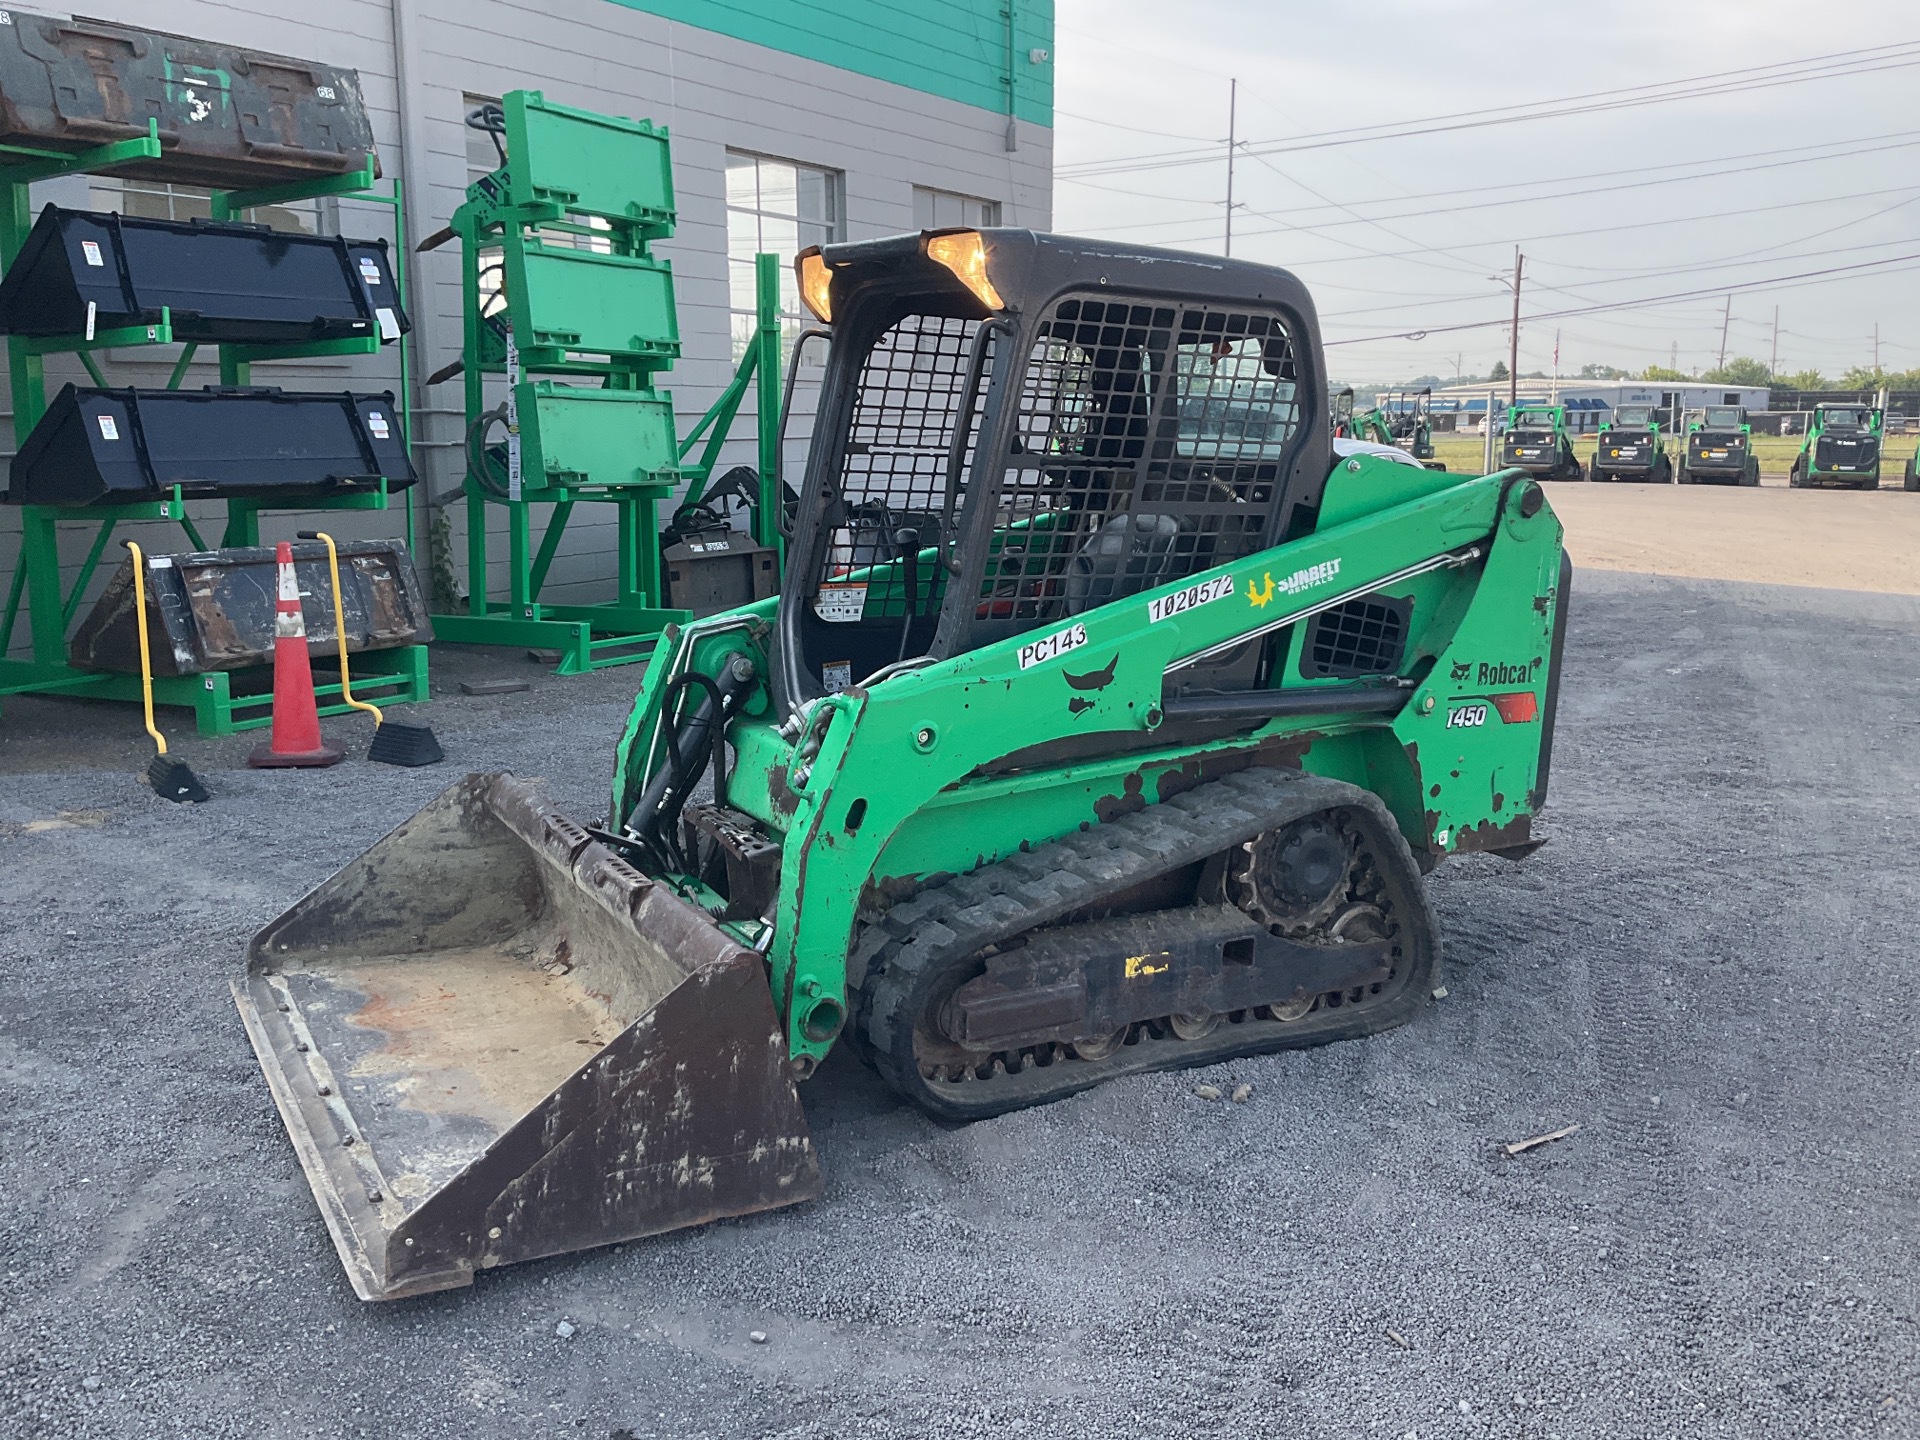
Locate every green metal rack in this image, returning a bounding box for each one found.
[0,121,427,735]
[428,91,783,675]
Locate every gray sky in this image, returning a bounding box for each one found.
[1052,0,1920,384]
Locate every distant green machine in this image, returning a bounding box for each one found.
[1790,402,1883,490]
[1590,403,1672,483]
[1337,387,1444,471]
[1389,388,1445,470]
[1677,405,1759,486]
[1500,404,1584,481]
[424,91,783,673]
[1330,385,1356,435]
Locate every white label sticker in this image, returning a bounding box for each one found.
[366,410,390,440]
[1148,574,1234,624]
[821,660,852,694]
[96,414,119,441]
[358,256,382,285]
[1017,622,1089,670]
[813,584,867,623]
[146,555,172,569]
[84,299,95,341]
[80,239,103,267]
[374,306,400,340]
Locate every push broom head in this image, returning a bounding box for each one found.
[147,753,209,803]
[367,716,444,768]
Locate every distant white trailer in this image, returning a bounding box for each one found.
[1429,380,1770,433]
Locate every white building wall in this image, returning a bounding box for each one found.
[0,0,1052,628]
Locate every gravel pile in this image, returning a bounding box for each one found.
[2,573,1916,1439]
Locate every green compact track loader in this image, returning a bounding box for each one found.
[1590,404,1672,483]
[1346,388,1445,471]
[1791,403,1883,489]
[1330,385,1356,435]
[1382,387,1444,470]
[235,230,1572,1301]
[1500,404,1584,480]
[1677,405,1759,486]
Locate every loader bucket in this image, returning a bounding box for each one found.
[232,773,820,1301]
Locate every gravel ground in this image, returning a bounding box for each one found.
[2,572,1917,1440]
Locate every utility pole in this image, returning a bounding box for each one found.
[1769,306,1779,380]
[1717,294,1731,370]
[1873,321,1880,373]
[1224,78,1238,258]
[1670,339,1678,373]
[1507,247,1523,409]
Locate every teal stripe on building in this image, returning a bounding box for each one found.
[603,0,1055,126]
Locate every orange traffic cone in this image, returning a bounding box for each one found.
[248,540,344,769]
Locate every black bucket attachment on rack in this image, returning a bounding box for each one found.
[3,384,414,506]
[0,13,378,187]
[0,206,408,345]
[233,773,820,1300]
[70,539,432,677]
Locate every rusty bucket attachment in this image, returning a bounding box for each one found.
[233,773,820,1301]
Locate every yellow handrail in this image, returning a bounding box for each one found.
[315,531,383,726]
[124,540,167,756]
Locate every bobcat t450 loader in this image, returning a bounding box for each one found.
[1500,404,1585,481]
[1590,404,1672,483]
[1677,405,1760,486]
[235,230,1572,1301]
[1791,403,1883,489]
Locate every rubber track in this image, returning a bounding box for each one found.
[853,766,1440,1120]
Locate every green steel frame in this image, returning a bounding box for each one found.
[0,122,427,734]
[429,92,784,675]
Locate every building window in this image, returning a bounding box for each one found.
[913,186,1001,231]
[726,151,843,358]
[88,176,324,234]
[464,93,506,182]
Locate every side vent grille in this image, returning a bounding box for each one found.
[1301,596,1411,679]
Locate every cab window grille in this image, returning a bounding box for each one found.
[971,296,1299,644]
[815,313,989,619]
[1301,595,1411,679]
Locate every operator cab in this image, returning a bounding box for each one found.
[1613,405,1654,429]
[780,229,1329,709]
[1703,405,1745,429]
[1819,406,1868,430]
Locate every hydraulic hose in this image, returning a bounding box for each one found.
[626,653,759,871]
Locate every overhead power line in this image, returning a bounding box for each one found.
[1056,40,1920,179]
[1312,236,1920,322]
[1061,131,1920,235]
[1112,184,1920,264]
[1321,252,1920,347]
